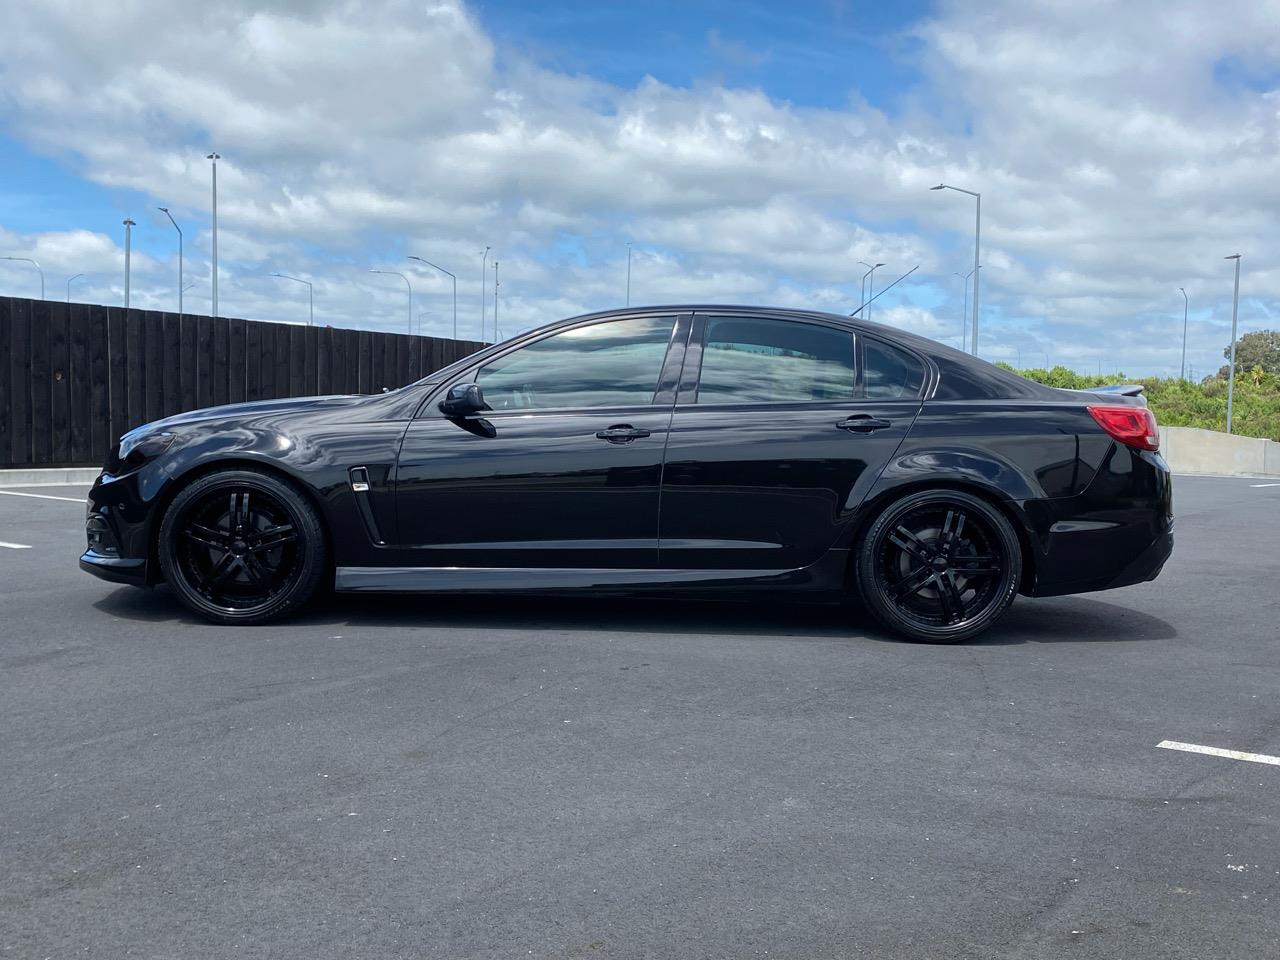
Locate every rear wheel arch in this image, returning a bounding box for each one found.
[845,478,1037,596]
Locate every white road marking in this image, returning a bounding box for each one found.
[1158,739,1280,767]
[1250,483,1280,488]
[0,490,86,503]
[0,540,32,550]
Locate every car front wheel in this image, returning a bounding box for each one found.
[157,468,327,625]
[854,489,1021,643]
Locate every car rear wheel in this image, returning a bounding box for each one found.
[854,489,1021,643]
[158,468,327,625]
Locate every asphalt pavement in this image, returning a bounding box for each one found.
[1,475,1278,959]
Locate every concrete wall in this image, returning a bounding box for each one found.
[1159,425,1280,477]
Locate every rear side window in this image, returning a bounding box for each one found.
[695,317,856,404]
[864,339,926,399]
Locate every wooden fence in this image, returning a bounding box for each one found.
[0,296,486,468]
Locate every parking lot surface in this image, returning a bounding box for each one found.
[2,475,1278,959]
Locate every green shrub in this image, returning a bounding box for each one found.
[998,363,1280,441]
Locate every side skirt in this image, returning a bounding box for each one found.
[335,550,849,595]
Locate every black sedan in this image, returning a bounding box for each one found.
[81,305,1173,643]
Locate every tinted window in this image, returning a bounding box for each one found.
[695,317,855,404]
[864,339,926,399]
[476,316,675,410]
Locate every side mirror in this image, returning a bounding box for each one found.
[438,382,487,416]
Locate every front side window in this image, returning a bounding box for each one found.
[695,316,856,404]
[475,316,675,411]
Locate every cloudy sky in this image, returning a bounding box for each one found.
[1,0,1277,377]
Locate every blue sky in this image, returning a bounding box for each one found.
[1,0,1277,377]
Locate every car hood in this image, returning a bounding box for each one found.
[143,394,371,431]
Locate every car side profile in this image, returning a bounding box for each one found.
[80,306,1173,643]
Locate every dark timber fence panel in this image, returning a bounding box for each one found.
[0,296,486,468]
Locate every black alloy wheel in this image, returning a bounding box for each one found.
[855,489,1021,643]
[158,468,327,625]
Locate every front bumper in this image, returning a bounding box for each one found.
[79,551,149,586]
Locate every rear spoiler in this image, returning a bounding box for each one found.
[1068,383,1147,406]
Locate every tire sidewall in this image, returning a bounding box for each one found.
[855,489,1021,644]
[157,469,326,625]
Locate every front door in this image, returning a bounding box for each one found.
[658,314,925,571]
[394,314,686,569]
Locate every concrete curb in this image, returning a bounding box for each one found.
[1160,426,1280,479]
[0,467,101,487]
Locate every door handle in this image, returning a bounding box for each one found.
[596,424,651,443]
[837,415,892,433]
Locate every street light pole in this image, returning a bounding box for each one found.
[158,207,183,319]
[1,257,44,298]
[480,246,490,340]
[1225,254,1241,435]
[122,219,136,308]
[493,261,499,340]
[207,152,220,316]
[955,269,975,353]
[626,242,632,306]
[271,273,313,326]
[858,261,884,323]
[931,183,981,355]
[407,255,457,339]
[66,273,84,302]
[370,269,412,335]
[1178,287,1189,381]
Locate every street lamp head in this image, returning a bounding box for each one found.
[123,218,135,226]
[930,184,946,190]
[1225,254,1241,260]
[875,262,885,267]
[157,206,168,213]
[207,152,220,160]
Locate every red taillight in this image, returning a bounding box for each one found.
[1088,405,1159,452]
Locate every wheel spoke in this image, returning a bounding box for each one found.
[938,570,966,623]
[198,552,238,592]
[951,555,999,576]
[248,524,296,552]
[186,523,229,550]
[889,526,933,563]
[240,552,272,591]
[888,563,935,601]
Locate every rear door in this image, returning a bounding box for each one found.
[657,313,925,571]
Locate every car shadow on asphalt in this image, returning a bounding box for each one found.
[91,586,1176,645]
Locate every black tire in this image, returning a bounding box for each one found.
[157,468,327,625]
[854,489,1021,643]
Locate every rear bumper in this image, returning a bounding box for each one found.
[1022,446,1174,598]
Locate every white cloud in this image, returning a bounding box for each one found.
[0,0,1277,376]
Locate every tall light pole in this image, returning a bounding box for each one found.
[407,255,457,339]
[626,242,632,306]
[66,273,84,302]
[1,256,44,299]
[122,219,136,308]
[1225,254,1241,435]
[493,260,500,340]
[858,261,884,322]
[480,246,490,339]
[955,268,975,353]
[158,207,183,318]
[1178,287,1189,382]
[207,152,220,316]
[370,269,412,335]
[271,273,313,326]
[931,183,981,356]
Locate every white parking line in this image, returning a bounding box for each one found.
[0,490,86,503]
[1158,740,1280,767]
[0,540,32,550]
[1251,483,1280,488]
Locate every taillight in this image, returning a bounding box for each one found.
[1088,405,1159,452]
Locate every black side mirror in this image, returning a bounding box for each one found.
[439,382,487,416]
